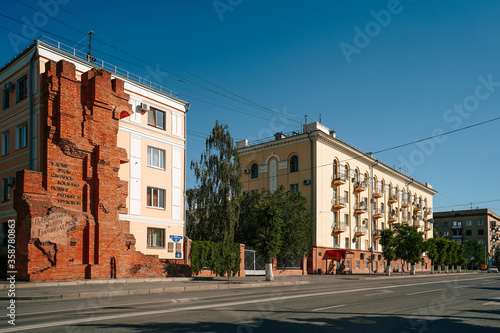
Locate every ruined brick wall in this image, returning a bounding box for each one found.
[14,60,165,281]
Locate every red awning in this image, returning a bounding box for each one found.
[323,249,355,260]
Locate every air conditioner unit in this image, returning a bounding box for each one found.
[303,179,311,185]
[5,177,15,186]
[243,169,250,174]
[4,82,15,91]
[140,103,150,112]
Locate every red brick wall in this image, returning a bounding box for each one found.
[13,60,166,281]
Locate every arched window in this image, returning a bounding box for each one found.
[251,163,259,179]
[333,160,338,177]
[290,155,299,172]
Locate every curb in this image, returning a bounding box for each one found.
[2,280,310,301]
[356,271,479,280]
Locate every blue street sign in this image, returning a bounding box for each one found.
[175,252,181,258]
[170,235,183,243]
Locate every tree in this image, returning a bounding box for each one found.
[494,245,500,270]
[234,190,260,247]
[393,224,425,275]
[463,240,486,270]
[434,238,449,273]
[380,228,396,276]
[425,238,438,274]
[447,241,459,273]
[187,121,242,244]
[253,188,284,281]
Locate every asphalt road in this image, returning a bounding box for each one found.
[2,274,499,332]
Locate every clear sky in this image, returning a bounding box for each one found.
[1,0,499,213]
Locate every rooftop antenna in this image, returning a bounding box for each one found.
[319,113,322,123]
[86,31,96,62]
[304,115,308,124]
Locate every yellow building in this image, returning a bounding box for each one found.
[0,38,188,269]
[236,122,437,274]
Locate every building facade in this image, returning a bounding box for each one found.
[236,122,437,274]
[433,209,500,255]
[0,39,188,279]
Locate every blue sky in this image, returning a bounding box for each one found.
[1,0,499,213]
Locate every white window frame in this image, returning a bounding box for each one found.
[147,146,166,170]
[146,227,165,248]
[15,123,27,150]
[147,186,166,209]
[147,107,166,130]
[1,131,9,156]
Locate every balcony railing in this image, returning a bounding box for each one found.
[425,222,432,231]
[332,196,348,210]
[414,203,423,212]
[373,208,384,219]
[414,220,424,228]
[373,229,382,239]
[332,221,348,233]
[424,207,432,215]
[354,203,368,215]
[401,199,410,208]
[332,173,348,186]
[452,234,463,239]
[388,194,398,204]
[354,225,367,236]
[354,181,367,192]
[452,224,463,229]
[389,209,398,222]
[372,188,383,198]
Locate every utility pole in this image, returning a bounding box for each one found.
[86,30,95,62]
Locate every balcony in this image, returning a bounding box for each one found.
[452,223,463,229]
[389,210,398,223]
[373,229,382,240]
[401,218,410,225]
[424,207,432,215]
[414,220,425,228]
[452,234,463,239]
[332,196,347,210]
[332,221,347,234]
[413,214,423,221]
[414,203,422,212]
[354,203,368,215]
[425,222,432,231]
[354,225,367,237]
[332,173,347,187]
[373,208,384,219]
[401,199,410,208]
[372,188,383,199]
[388,195,398,205]
[354,180,367,193]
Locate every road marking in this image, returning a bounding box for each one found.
[365,290,394,297]
[2,275,496,333]
[482,297,500,306]
[312,304,346,311]
[453,286,468,289]
[406,288,444,296]
[481,281,495,285]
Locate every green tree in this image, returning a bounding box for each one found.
[463,240,486,270]
[434,238,449,273]
[187,121,242,244]
[277,190,312,265]
[494,245,500,270]
[447,241,460,273]
[235,190,261,247]
[425,238,438,274]
[393,224,425,275]
[380,228,396,276]
[253,188,285,281]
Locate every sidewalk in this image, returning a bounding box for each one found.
[0,271,480,301]
[0,276,311,301]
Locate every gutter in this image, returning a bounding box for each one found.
[28,41,39,171]
[307,132,314,246]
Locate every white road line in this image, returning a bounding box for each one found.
[481,281,495,285]
[312,304,346,311]
[453,286,468,289]
[2,275,496,333]
[365,290,394,297]
[406,288,444,296]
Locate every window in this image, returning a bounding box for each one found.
[345,237,350,249]
[442,222,449,227]
[147,187,165,209]
[1,131,9,156]
[147,228,165,248]
[147,146,165,169]
[443,231,449,236]
[478,230,484,235]
[346,260,351,270]
[250,163,258,179]
[356,260,360,270]
[344,214,348,224]
[366,261,369,270]
[466,230,472,236]
[374,261,378,271]
[15,123,27,150]
[2,89,10,110]
[396,262,400,270]
[147,107,166,130]
[478,220,484,226]
[1,178,10,202]
[466,220,472,226]
[290,183,299,194]
[16,76,28,102]
[168,242,174,252]
[453,221,461,227]
[383,261,386,270]
[290,155,298,172]
[0,222,7,246]
[433,222,438,228]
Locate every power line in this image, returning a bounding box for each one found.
[433,199,500,210]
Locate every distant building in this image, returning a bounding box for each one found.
[236,122,437,274]
[0,38,189,280]
[433,209,500,254]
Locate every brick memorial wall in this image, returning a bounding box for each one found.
[14,60,165,281]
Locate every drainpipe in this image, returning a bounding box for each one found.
[307,132,314,271]
[28,43,39,171]
[370,158,379,273]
